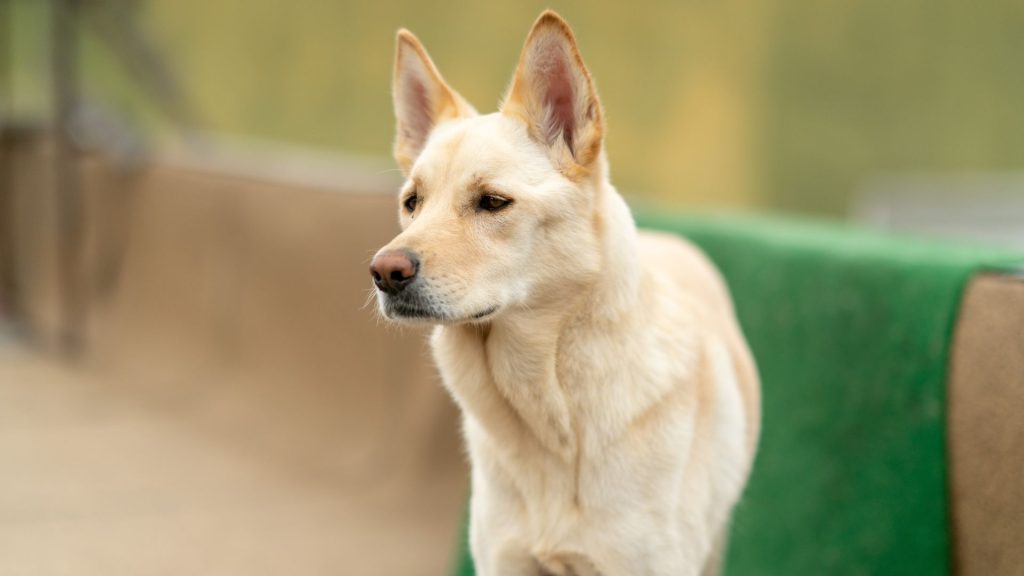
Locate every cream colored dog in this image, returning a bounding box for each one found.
[371,11,760,576]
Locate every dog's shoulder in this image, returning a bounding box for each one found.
[635,230,734,318]
[636,229,761,454]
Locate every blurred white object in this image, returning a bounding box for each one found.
[853,174,1024,250]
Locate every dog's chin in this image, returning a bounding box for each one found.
[378,297,501,326]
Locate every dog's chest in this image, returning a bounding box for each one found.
[461,352,697,531]
[432,320,711,568]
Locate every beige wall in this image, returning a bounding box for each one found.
[1,136,468,574]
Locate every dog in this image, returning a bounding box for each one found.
[371,10,760,576]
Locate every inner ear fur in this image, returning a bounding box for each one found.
[501,11,604,175]
[392,30,475,174]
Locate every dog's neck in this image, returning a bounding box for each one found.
[446,177,641,460]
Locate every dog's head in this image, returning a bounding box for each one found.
[372,11,607,325]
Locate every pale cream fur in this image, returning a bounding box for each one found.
[377,11,760,576]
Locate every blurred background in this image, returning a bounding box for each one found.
[1,1,1023,575]
[7,0,1024,218]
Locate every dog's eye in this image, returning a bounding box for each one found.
[403,193,418,213]
[477,194,512,212]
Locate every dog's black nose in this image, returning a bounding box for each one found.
[370,249,419,295]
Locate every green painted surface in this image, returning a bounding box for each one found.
[454,213,1020,576]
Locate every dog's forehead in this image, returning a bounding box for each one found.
[414,114,553,188]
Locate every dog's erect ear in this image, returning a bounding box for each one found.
[393,30,475,174]
[501,11,604,175]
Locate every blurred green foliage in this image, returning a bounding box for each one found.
[764,1,1024,213]
[5,0,51,118]
[8,0,1024,215]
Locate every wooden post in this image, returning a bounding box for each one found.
[51,0,83,355]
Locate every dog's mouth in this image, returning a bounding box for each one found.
[467,305,500,321]
[387,301,436,319]
[382,298,499,324]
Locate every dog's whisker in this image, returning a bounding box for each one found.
[361,288,379,311]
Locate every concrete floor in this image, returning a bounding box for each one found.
[0,340,467,576]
